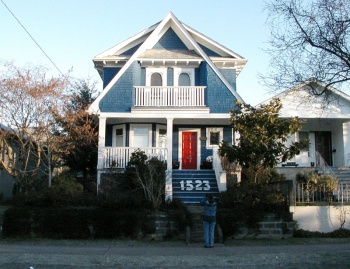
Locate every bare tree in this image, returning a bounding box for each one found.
[0,62,69,193]
[263,0,350,97]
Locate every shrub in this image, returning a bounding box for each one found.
[218,174,289,239]
[160,198,193,231]
[2,207,31,237]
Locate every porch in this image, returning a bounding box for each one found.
[134,86,206,107]
[102,147,167,169]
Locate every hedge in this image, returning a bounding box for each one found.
[2,207,156,239]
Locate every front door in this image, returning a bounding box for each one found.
[182,132,197,169]
[315,131,332,166]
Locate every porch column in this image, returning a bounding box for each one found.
[165,117,174,201]
[97,116,106,192]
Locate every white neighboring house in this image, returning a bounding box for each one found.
[261,81,350,173]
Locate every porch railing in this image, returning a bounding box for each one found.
[315,151,336,178]
[296,182,350,203]
[103,147,167,169]
[134,86,206,107]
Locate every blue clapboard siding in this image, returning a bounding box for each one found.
[172,170,219,204]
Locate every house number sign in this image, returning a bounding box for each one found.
[180,180,210,191]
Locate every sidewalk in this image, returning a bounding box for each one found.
[0,239,349,268]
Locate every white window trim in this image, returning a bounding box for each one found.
[129,124,152,147]
[206,127,223,148]
[146,67,167,86]
[173,67,195,86]
[156,124,167,148]
[112,124,126,147]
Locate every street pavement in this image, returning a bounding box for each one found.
[0,240,349,268]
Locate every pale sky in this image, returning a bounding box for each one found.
[0,0,273,105]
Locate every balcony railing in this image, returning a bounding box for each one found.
[103,147,167,169]
[134,86,206,107]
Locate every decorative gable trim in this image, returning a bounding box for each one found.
[89,12,246,114]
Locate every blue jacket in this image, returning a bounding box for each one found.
[200,197,217,223]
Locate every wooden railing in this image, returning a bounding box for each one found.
[103,147,167,169]
[134,86,206,107]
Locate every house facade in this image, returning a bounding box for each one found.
[261,82,350,181]
[88,13,247,203]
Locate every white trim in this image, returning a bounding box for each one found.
[129,124,152,147]
[112,124,126,147]
[178,128,201,170]
[173,67,194,86]
[206,127,223,148]
[146,67,168,86]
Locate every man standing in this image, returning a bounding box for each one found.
[201,194,217,248]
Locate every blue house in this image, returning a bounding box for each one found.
[88,12,247,203]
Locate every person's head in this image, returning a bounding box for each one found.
[207,194,214,204]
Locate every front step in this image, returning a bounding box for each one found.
[172,170,219,204]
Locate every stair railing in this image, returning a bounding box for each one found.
[315,151,336,178]
[212,145,227,192]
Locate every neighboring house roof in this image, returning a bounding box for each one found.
[259,80,350,119]
[89,12,247,114]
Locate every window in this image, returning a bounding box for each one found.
[151,73,162,86]
[112,125,126,147]
[133,128,149,147]
[298,131,309,151]
[115,128,123,147]
[210,132,220,145]
[174,68,194,86]
[130,124,152,147]
[157,126,167,148]
[146,68,167,86]
[206,128,223,147]
[178,73,190,86]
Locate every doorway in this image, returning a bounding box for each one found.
[315,131,332,166]
[182,132,197,169]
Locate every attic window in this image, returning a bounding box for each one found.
[179,73,190,86]
[151,73,162,86]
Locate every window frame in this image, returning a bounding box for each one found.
[206,127,223,148]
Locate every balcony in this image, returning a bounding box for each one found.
[134,86,206,107]
[103,147,167,169]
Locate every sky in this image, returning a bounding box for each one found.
[0,0,273,105]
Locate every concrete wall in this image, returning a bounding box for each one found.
[291,205,350,232]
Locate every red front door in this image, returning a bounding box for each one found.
[182,132,197,169]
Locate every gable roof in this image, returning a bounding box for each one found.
[89,12,247,113]
[259,80,350,119]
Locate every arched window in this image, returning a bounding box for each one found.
[151,72,162,86]
[178,73,190,86]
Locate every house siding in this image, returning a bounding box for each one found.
[100,61,142,112]
[152,28,188,50]
[103,67,121,88]
[122,43,142,55]
[199,62,236,113]
[220,69,237,91]
[199,44,220,57]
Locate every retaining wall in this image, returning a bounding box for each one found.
[291,205,350,232]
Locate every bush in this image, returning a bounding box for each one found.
[218,176,289,239]
[2,206,156,239]
[160,198,193,231]
[2,207,31,237]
